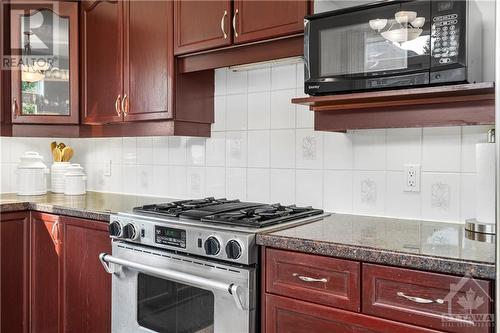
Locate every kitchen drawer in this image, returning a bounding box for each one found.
[363,264,493,333]
[265,248,360,312]
[265,294,444,333]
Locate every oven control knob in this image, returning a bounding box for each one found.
[123,223,139,240]
[225,240,242,259]
[109,221,123,238]
[204,237,220,255]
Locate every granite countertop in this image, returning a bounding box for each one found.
[0,192,169,222]
[257,214,496,280]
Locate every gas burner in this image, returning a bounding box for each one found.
[201,204,323,228]
[133,197,240,217]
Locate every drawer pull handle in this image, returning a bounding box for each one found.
[397,292,444,304]
[293,273,327,283]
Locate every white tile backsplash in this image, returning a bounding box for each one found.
[226,167,247,200]
[1,64,493,224]
[226,94,248,131]
[422,127,461,172]
[421,172,460,222]
[226,70,247,95]
[270,129,295,168]
[247,130,270,168]
[247,168,270,202]
[247,92,271,130]
[323,170,353,213]
[353,129,386,170]
[248,67,271,93]
[295,129,323,169]
[270,89,296,129]
[271,64,296,90]
[352,171,386,216]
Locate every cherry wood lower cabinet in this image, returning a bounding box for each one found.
[61,216,111,333]
[30,212,63,333]
[0,212,112,332]
[266,294,443,333]
[0,211,30,333]
[363,264,493,333]
[262,247,494,333]
[265,248,360,312]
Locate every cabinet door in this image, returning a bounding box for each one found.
[123,0,172,121]
[174,0,232,55]
[31,212,63,333]
[0,211,29,333]
[81,0,124,124]
[10,2,79,124]
[233,1,308,44]
[265,294,444,333]
[61,216,111,333]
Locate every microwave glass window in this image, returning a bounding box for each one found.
[137,273,215,333]
[316,2,431,79]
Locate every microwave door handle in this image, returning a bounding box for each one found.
[99,253,245,310]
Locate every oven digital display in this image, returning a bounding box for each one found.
[154,226,186,248]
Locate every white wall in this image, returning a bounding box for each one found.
[0,63,494,223]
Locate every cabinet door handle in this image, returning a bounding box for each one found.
[51,221,60,245]
[12,98,19,118]
[221,10,227,39]
[293,273,327,283]
[115,94,122,117]
[232,9,239,37]
[122,94,128,116]
[397,292,444,304]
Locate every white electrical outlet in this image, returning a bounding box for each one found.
[404,164,420,192]
[104,160,112,177]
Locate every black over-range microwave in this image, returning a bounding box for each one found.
[304,0,483,95]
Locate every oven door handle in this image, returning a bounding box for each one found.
[99,253,246,310]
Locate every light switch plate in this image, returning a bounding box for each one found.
[404,164,420,192]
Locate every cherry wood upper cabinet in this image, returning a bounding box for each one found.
[0,211,29,333]
[174,0,232,55]
[81,0,124,124]
[61,216,111,333]
[124,0,172,121]
[30,212,63,333]
[232,1,308,44]
[10,1,79,125]
[82,0,172,124]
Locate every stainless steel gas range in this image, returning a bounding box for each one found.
[99,198,327,333]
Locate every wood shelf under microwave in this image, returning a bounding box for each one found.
[291,82,495,132]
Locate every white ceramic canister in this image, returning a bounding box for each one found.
[64,164,87,196]
[16,152,49,196]
[51,162,70,193]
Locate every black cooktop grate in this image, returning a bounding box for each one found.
[200,204,324,228]
[133,198,323,228]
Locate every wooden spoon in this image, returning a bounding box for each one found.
[61,146,74,162]
[53,148,62,162]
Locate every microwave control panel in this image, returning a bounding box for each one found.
[431,13,459,65]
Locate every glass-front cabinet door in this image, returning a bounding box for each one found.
[10,1,78,124]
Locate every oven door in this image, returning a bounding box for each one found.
[100,242,256,333]
[305,0,432,94]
